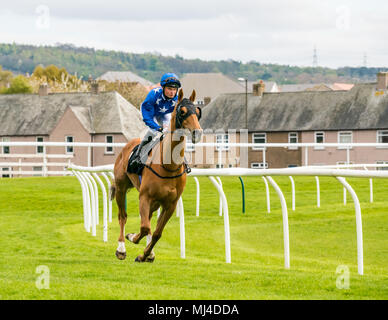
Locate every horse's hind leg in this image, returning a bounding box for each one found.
[115,183,130,260]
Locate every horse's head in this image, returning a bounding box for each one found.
[174,89,203,144]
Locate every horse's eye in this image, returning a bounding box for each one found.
[180,109,185,116]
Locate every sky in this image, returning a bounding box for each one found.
[0,0,387,68]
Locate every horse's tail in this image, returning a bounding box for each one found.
[109,182,116,201]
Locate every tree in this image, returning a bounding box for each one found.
[1,75,33,94]
[0,65,13,88]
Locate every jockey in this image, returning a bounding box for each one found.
[131,72,181,167]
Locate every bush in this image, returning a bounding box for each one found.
[1,75,33,94]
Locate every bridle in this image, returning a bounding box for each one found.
[175,98,201,129]
[144,98,201,179]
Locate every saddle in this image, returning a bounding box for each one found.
[126,135,163,175]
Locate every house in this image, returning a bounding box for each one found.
[180,73,246,106]
[0,84,146,176]
[97,71,154,91]
[196,73,388,169]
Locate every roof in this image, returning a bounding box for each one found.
[97,71,153,87]
[180,73,245,100]
[200,83,388,132]
[0,91,146,140]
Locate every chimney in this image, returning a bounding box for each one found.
[377,72,388,90]
[252,80,265,96]
[91,81,100,94]
[204,96,211,106]
[38,83,49,96]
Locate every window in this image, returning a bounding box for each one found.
[228,164,233,168]
[1,167,11,178]
[251,162,268,169]
[338,131,352,149]
[377,131,388,147]
[314,132,325,149]
[33,166,43,176]
[252,133,266,150]
[105,135,113,154]
[36,137,44,154]
[376,161,388,170]
[215,164,224,168]
[65,136,74,154]
[216,134,229,151]
[2,137,10,154]
[288,164,298,168]
[288,132,298,149]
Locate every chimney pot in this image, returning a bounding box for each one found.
[91,81,100,94]
[252,80,265,96]
[38,83,49,96]
[377,72,388,91]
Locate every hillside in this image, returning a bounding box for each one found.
[1,42,387,84]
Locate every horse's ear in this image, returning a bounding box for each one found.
[177,89,184,104]
[189,89,196,103]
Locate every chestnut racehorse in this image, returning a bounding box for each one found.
[110,89,202,262]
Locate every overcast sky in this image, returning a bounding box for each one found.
[0,0,387,68]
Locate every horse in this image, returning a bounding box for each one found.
[110,89,202,262]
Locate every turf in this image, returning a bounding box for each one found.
[0,175,387,300]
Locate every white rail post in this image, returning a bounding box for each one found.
[194,177,200,217]
[216,176,223,217]
[209,176,231,263]
[93,173,108,243]
[315,176,320,208]
[304,146,308,166]
[289,176,295,211]
[336,177,364,275]
[364,166,373,203]
[266,176,290,269]
[178,197,185,259]
[43,146,47,177]
[73,170,90,232]
[100,172,113,223]
[81,172,96,236]
[86,172,99,225]
[262,176,271,213]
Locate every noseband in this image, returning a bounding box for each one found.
[175,98,202,129]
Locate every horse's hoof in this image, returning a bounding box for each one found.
[126,233,136,243]
[145,255,155,263]
[115,250,126,260]
[134,256,143,263]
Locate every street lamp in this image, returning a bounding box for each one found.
[238,77,248,129]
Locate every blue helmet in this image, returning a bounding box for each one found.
[160,73,181,88]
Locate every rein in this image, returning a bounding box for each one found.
[144,162,191,179]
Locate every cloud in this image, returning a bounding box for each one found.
[0,0,387,68]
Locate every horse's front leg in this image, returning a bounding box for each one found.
[115,186,128,260]
[135,201,177,263]
[126,194,153,250]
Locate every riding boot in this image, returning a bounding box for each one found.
[134,136,152,161]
